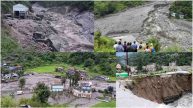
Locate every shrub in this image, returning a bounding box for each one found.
[1,96,17,107]
[161,43,182,52]
[147,37,161,52]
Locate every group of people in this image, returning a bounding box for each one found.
[113,39,156,52]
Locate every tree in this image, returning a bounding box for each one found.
[61,76,66,84]
[19,78,26,90]
[18,70,24,77]
[84,58,94,67]
[33,82,51,103]
[72,71,80,86]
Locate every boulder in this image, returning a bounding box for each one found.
[55,67,64,72]
[33,32,45,40]
[36,14,44,20]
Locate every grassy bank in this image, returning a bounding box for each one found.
[92,100,116,108]
[26,64,116,80]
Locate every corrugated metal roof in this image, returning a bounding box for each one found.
[13,4,29,12]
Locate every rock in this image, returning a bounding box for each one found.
[33,32,45,40]
[36,14,44,19]
[55,67,64,72]
[34,16,41,21]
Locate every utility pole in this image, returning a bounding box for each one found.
[125,52,129,75]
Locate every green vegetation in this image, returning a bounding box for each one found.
[1,96,17,107]
[1,27,21,57]
[169,1,192,19]
[19,78,26,90]
[33,82,51,103]
[118,52,192,71]
[1,1,31,13]
[147,37,161,52]
[3,52,117,77]
[38,1,93,11]
[94,31,115,52]
[161,43,183,52]
[94,1,144,18]
[1,84,65,107]
[92,100,116,108]
[1,1,93,14]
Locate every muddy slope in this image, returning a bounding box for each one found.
[95,1,192,51]
[3,3,94,52]
[130,74,192,104]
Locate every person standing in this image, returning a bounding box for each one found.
[123,41,127,52]
[116,41,124,52]
[113,41,118,50]
[145,45,151,52]
[126,42,133,52]
[131,41,138,52]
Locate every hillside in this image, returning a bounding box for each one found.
[1,1,94,53]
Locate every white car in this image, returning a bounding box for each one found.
[16,91,23,95]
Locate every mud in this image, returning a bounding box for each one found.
[130,74,192,104]
[3,3,94,52]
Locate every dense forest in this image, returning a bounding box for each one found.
[94,1,145,18]
[169,1,192,19]
[2,52,116,76]
[118,52,192,67]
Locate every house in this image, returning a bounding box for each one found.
[169,62,177,71]
[93,76,109,81]
[66,69,88,80]
[55,67,64,72]
[72,81,92,98]
[143,63,156,72]
[8,65,23,72]
[51,84,64,92]
[13,4,29,19]
[179,14,185,19]
[171,12,176,17]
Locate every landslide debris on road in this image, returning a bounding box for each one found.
[95,1,192,51]
[128,74,192,104]
[3,3,94,52]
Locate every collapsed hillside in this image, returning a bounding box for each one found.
[127,74,192,104]
[2,3,94,52]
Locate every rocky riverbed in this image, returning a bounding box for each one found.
[95,1,192,51]
[3,3,94,52]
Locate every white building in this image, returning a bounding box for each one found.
[13,4,29,18]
